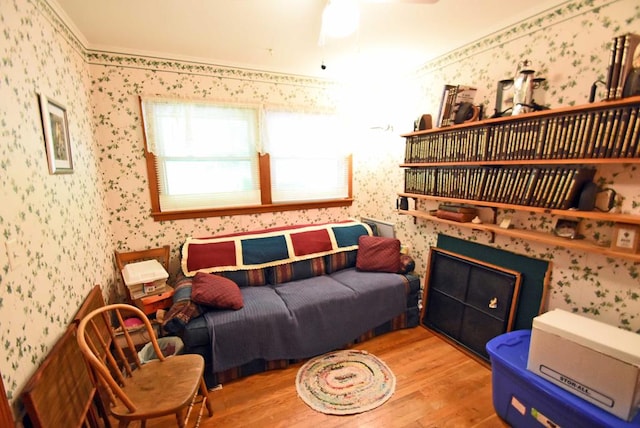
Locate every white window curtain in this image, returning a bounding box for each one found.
[263,110,350,203]
[141,97,260,211]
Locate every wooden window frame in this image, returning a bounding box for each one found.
[141,99,353,221]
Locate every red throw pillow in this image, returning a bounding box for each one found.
[191,272,244,310]
[356,235,402,273]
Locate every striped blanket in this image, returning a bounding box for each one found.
[181,221,372,276]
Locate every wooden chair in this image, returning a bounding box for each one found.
[21,325,100,428]
[76,303,212,428]
[114,246,170,302]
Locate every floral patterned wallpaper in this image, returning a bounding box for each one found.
[0,0,115,415]
[1,0,639,420]
[402,0,640,331]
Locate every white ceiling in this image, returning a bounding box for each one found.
[52,0,567,81]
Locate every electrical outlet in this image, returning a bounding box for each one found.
[6,240,24,270]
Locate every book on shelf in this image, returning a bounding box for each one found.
[615,33,640,99]
[534,118,549,159]
[572,112,589,158]
[559,167,597,210]
[519,168,541,206]
[438,203,477,214]
[435,210,476,223]
[437,84,477,127]
[530,168,550,207]
[604,108,624,157]
[628,109,640,157]
[597,108,617,157]
[620,107,639,157]
[605,36,618,100]
[584,111,604,158]
[611,107,631,157]
[548,168,570,209]
[607,35,625,99]
[541,168,563,208]
[436,84,457,127]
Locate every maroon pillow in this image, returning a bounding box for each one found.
[191,272,244,310]
[356,235,402,273]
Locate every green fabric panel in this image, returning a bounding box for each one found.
[436,234,549,330]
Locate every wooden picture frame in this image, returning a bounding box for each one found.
[611,223,640,253]
[39,94,73,174]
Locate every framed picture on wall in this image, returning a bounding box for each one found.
[39,94,73,174]
[611,223,640,253]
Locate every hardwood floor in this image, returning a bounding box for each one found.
[142,327,509,427]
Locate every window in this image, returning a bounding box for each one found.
[140,97,352,220]
[264,110,350,203]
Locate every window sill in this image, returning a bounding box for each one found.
[150,198,354,221]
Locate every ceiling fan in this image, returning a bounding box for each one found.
[319,0,438,44]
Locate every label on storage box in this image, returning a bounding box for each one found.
[539,365,614,408]
[528,310,640,421]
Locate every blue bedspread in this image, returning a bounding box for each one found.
[204,268,407,372]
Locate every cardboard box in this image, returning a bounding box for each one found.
[527,309,640,421]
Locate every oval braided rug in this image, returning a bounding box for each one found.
[295,349,396,415]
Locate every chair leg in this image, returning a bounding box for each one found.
[117,421,128,428]
[175,410,186,428]
[199,377,213,416]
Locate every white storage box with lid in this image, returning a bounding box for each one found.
[121,259,169,299]
[527,309,640,421]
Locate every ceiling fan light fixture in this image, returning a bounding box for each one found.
[321,0,360,40]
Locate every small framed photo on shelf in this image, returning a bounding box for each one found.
[553,218,581,239]
[611,223,640,253]
[39,94,73,174]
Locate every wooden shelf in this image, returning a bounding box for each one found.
[400,158,640,168]
[399,192,640,225]
[400,96,640,260]
[399,209,640,262]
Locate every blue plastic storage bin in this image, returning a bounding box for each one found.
[486,330,640,428]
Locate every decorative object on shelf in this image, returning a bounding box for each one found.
[472,216,482,224]
[623,67,640,97]
[499,217,513,229]
[578,183,617,212]
[512,60,536,116]
[595,188,617,212]
[396,196,409,210]
[453,102,481,124]
[611,223,639,253]
[414,114,432,131]
[492,78,514,118]
[38,93,73,174]
[553,218,581,239]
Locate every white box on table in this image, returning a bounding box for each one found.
[527,309,640,421]
[121,259,169,299]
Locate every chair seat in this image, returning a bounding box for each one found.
[111,353,205,420]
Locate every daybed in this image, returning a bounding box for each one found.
[162,221,420,387]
